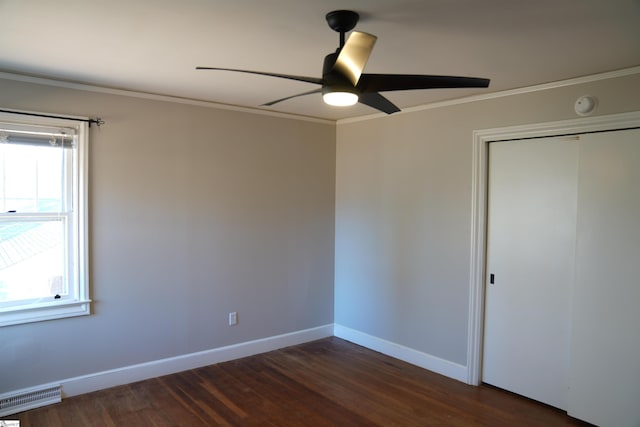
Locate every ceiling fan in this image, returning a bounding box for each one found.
[196,10,490,114]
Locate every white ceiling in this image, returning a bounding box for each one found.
[1,0,639,121]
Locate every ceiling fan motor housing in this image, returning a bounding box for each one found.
[322,51,357,95]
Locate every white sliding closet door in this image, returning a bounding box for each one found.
[483,137,578,410]
[568,128,640,426]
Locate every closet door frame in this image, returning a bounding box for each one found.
[467,110,640,386]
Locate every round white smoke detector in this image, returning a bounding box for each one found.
[575,95,597,116]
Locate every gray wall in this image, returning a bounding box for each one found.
[2,70,639,395]
[334,72,640,365]
[0,78,336,392]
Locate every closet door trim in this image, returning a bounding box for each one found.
[467,111,640,386]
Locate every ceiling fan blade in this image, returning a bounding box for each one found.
[196,67,323,85]
[358,92,401,115]
[261,88,323,106]
[333,31,377,86]
[358,74,490,92]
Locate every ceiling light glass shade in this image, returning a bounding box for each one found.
[323,91,359,107]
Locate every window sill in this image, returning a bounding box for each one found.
[0,299,91,327]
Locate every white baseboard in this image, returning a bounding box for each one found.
[6,323,469,407]
[57,324,333,397]
[334,324,468,383]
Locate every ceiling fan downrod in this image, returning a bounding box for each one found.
[325,10,359,48]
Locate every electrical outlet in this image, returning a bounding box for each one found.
[228,311,237,326]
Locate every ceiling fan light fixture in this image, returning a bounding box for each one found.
[323,91,359,107]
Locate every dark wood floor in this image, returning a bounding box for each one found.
[13,337,592,426]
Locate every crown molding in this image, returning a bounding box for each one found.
[0,71,334,125]
[2,66,639,126]
[338,66,640,125]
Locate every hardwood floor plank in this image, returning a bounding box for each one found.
[9,337,592,426]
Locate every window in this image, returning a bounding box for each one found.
[0,112,89,326]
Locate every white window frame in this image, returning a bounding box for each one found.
[0,111,90,327]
